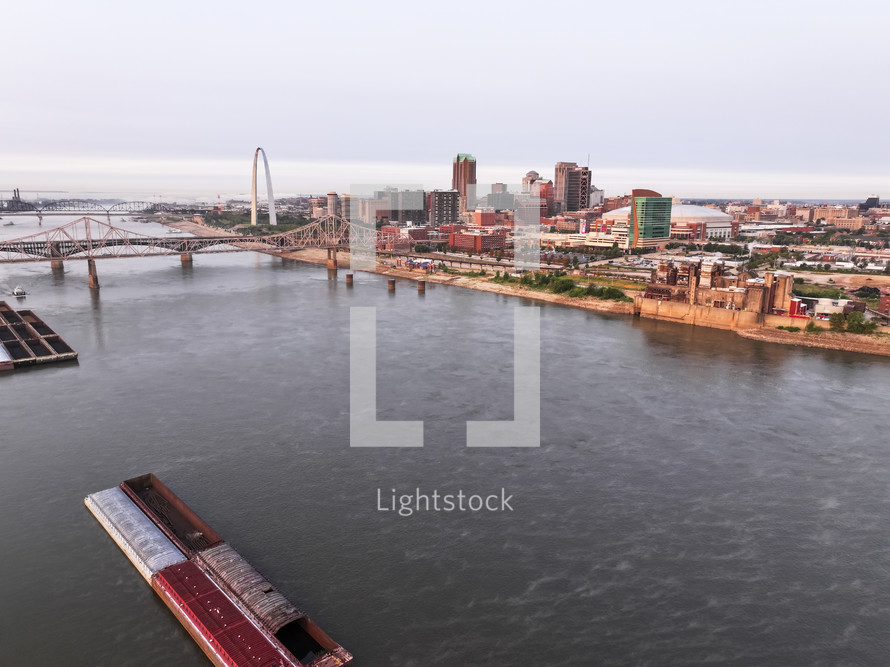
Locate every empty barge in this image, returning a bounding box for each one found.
[85,474,352,667]
[0,301,77,371]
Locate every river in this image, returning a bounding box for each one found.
[1,218,889,665]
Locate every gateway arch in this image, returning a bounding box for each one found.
[251,147,277,226]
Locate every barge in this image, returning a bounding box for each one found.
[85,474,352,667]
[0,301,77,371]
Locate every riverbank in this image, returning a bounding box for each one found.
[166,219,885,359]
[278,248,634,315]
[736,327,890,357]
[277,248,890,356]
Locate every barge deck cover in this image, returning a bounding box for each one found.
[84,487,187,581]
[196,542,306,632]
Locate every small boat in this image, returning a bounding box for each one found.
[2,221,14,227]
[12,286,26,297]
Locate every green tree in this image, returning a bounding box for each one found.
[846,311,877,334]
[828,312,846,332]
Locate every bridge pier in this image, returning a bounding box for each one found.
[87,259,100,289]
[180,253,193,265]
[50,260,64,271]
[326,248,338,270]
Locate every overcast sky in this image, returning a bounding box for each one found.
[2,0,887,200]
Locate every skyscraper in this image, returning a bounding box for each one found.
[629,189,672,249]
[452,153,477,212]
[522,171,540,193]
[428,190,460,227]
[340,194,353,221]
[553,162,591,213]
[326,191,339,217]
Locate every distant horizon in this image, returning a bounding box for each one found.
[0,154,886,204]
[0,188,875,207]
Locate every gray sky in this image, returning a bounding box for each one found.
[2,0,888,199]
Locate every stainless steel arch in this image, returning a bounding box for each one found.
[250,147,277,226]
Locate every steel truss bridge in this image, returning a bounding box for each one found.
[0,215,378,263]
[1,200,175,215]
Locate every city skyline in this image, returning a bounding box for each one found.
[3,0,887,200]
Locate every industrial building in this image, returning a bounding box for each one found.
[643,260,793,315]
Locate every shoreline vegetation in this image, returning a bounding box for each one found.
[169,219,890,358]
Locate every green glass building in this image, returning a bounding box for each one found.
[630,189,672,248]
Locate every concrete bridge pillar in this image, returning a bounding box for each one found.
[50,260,64,271]
[180,253,193,265]
[87,259,100,289]
[326,248,338,270]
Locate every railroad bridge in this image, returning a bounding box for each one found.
[1,200,177,217]
[0,215,378,287]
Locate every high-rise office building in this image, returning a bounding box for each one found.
[553,162,591,213]
[483,183,514,210]
[522,171,540,193]
[340,194,353,221]
[629,189,672,248]
[326,191,339,217]
[589,186,605,208]
[860,195,880,212]
[428,190,460,227]
[529,179,554,217]
[385,189,427,224]
[452,153,477,211]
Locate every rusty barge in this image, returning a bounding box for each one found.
[84,474,352,667]
[0,301,77,371]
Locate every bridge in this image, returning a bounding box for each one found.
[1,200,177,215]
[0,215,381,262]
[0,215,379,287]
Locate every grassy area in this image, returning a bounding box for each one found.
[792,283,846,300]
[490,271,632,302]
[203,210,313,235]
[577,275,646,291]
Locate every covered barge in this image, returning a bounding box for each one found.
[85,474,352,667]
[0,301,77,371]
